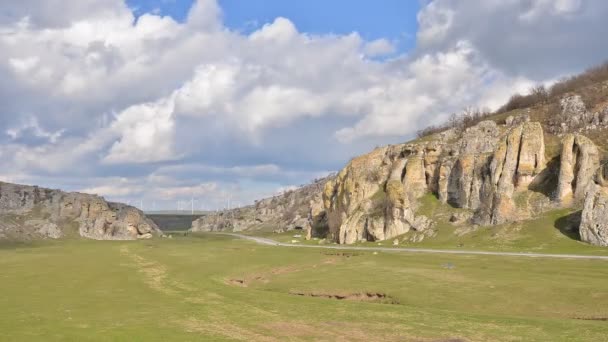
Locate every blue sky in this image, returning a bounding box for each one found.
[127,0,419,53]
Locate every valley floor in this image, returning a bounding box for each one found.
[1,234,608,341]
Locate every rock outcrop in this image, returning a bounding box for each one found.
[184,88,608,247]
[547,94,608,135]
[580,163,608,246]
[475,122,546,225]
[190,176,331,236]
[323,120,548,244]
[0,182,161,240]
[556,134,600,205]
[322,143,436,244]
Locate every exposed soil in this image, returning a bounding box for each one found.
[226,278,247,287]
[573,316,608,321]
[289,290,399,304]
[323,252,361,258]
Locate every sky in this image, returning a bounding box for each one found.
[1,0,607,210]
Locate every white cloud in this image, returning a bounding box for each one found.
[363,39,397,57]
[104,98,178,164]
[0,0,606,208]
[249,17,298,43]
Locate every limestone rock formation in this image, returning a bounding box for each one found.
[183,91,608,247]
[323,142,438,244]
[475,122,546,225]
[547,94,608,135]
[580,163,608,246]
[322,120,548,244]
[0,182,161,240]
[190,176,331,235]
[443,120,500,209]
[556,134,600,205]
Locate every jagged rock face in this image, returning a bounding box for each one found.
[191,176,331,235]
[323,147,394,244]
[323,144,435,244]
[548,95,608,134]
[443,121,500,209]
[475,122,546,225]
[446,154,487,209]
[0,182,161,240]
[556,134,600,205]
[458,120,501,155]
[580,163,608,246]
[505,114,530,127]
[322,120,549,244]
[403,157,427,200]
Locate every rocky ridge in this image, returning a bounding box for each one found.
[322,120,553,244]
[190,176,331,239]
[190,85,608,247]
[0,182,162,240]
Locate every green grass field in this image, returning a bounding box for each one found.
[1,234,608,341]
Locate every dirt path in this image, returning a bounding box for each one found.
[220,233,608,260]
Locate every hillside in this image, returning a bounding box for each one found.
[0,182,162,240]
[194,62,608,248]
[190,176,332,239]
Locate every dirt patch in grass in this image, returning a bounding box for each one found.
[226,278,248,287]
[269,265,300,275]
[323,252,361,258]
[224,265,304,288]
[573,316,608,321]
[120,245,195,295]
[225,274,269,287]
[289,290,400,304]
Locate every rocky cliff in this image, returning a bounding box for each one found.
[321,119,553,244]
[189,75,608,247]
[0,182,162,240]
[190,176,331,238]
[580,162,608,246]
[556,134,600,205]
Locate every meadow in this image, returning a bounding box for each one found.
[1,233,608,341]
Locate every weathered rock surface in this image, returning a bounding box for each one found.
[548,95,608,135]
[556,134,600,205]
[190,176,331,235]
[0,182,161,240]
[580,163,608,246]
[475,122,546,225]
[323,120,547,244]
[186,92,608,247]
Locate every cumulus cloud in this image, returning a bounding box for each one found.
[416,0,608,78]
[363,39,397,57]
[0,0,605,208]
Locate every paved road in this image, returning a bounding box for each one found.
[218,233,608,260]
